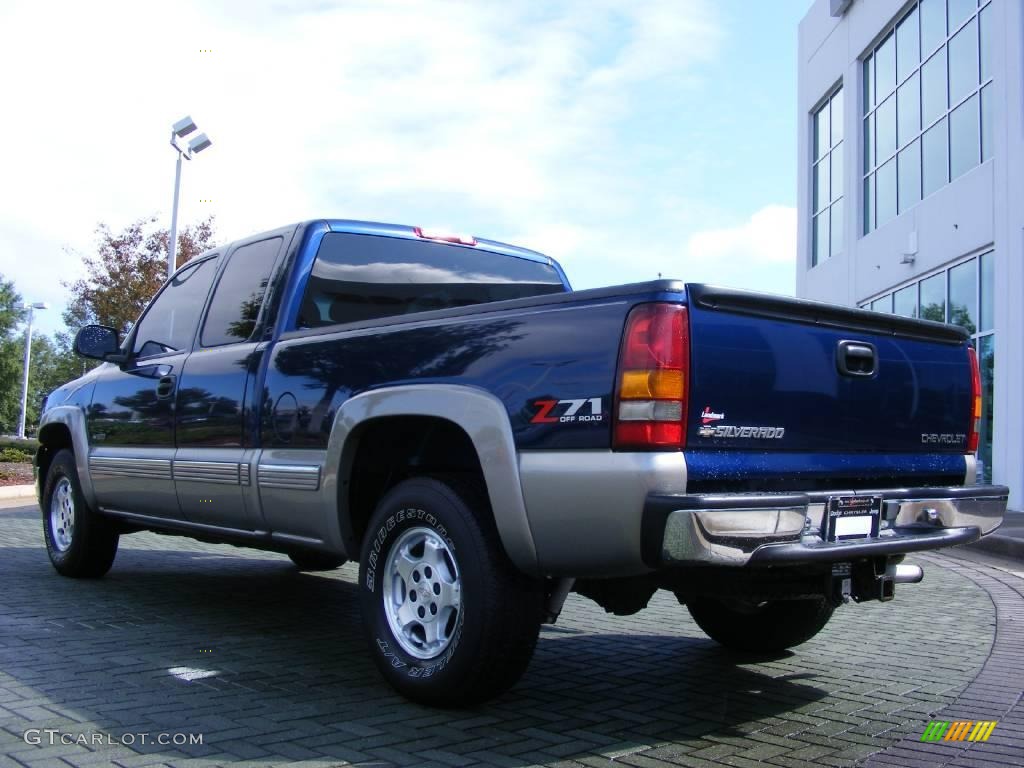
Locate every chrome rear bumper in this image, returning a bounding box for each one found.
[644,485,1008,567]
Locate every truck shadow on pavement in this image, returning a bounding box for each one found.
[0,533,841,765]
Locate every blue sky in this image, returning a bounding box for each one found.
[0,0,811,337]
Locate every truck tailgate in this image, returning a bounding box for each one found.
[685,285,973,457]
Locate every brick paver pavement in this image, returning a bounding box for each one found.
[0,499,1017,768]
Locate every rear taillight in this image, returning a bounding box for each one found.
[613,303,689,450]
[967,345,982,453]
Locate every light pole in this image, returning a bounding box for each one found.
[168,115,213,278]
[17,301,48,439]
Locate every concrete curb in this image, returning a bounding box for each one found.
[967,533,1024,560]
[0,484,35,500]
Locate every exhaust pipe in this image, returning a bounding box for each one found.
[890,563,923,584]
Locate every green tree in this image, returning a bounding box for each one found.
[0,276,26,432]
[0,334,77,433]
[0,276,25,337]
[0,275,71,434]
[63,215,217,335]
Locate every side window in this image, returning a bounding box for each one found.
[298,233,564,329]
[201,237,282,346]
[132,257,219,358]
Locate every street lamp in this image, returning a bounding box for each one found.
[17,301,48,440]
[167,115,213,278]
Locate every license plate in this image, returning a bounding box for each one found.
[825,495,882,542]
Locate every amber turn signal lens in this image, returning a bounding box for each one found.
[619,369,684,400]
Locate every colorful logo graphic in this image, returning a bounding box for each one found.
[920,720,997,742]
[700,406,725,424]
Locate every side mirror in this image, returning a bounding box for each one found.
[73,325,125,362]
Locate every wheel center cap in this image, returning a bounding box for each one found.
[419,586,432,601]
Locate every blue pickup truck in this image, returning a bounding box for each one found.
[37,219,1007,706]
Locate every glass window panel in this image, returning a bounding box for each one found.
[876,157,897,226]
[864,174,875,233]
[980,250,994,331]
[919,272,947,322]
[132,257,219,358]
[831,143,844,202]
[876,32,896,99]
[922,116,949,196]
[863,56,874,114]
[896,8,920,84]
[301,232,563,329]
[894,284,918,318]
[831,88,844,145]
[978,333,994,483]
[898,72,921,146]
[201,238,281,347]
[815,103,829,160]
[830,199,844,256]
[898,139,922,212]
[950,92,980,179]
[871,294,893,313]
[876,94,897,162]
[948,17,979,106]
[922,48,948,128]
[948,0,975,33]
[814,159,829,212]
[979,3,992,83]
[920,0,946,55]
[981,83,993,162]
[813,213,829,265]
[864,113,875,172]
[949,258,977,333]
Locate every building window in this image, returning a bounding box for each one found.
[812,86,844,266]
[863,0,993,233]
[861,250,995,481]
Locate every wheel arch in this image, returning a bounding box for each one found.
[323,384,539,575]
[36,407,96,508]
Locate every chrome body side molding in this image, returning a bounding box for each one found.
[258,463,321,491]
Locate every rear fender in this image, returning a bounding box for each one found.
[323,384,539,574]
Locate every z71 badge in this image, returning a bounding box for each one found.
[530,398,604,424]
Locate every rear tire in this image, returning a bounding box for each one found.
[288,551,346,571]
[42,449,119,578]
[358,476,543,707]
[687,596,835,652]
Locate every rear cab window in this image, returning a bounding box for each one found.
[297,233,565,329]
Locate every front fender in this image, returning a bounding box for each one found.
[37,406,96,508]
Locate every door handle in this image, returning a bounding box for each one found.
[836,340,877,377]
[156,375,177,399]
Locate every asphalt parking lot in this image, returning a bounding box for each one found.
[0,498,1021,768]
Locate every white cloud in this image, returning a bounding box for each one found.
[685,204,796,265]
[679,205,798,295]
[0,0,731,335]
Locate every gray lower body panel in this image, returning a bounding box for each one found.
[518,450,687,577]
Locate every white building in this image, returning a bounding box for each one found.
[797,0,1023,509]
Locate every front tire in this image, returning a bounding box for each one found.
[687,596,835,653]
[358,477,543,707]
[42,449,119,578]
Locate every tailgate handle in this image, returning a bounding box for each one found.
[837,341,876,377]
